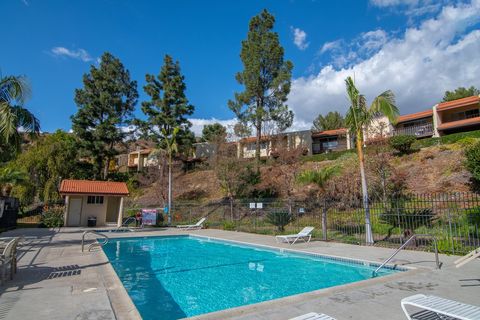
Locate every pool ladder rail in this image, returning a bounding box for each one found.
[372,234,442,277]
[115,216,137,232]
[81,230,109,252]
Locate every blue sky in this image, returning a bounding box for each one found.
[1,0,480,135]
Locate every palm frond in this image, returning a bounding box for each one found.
[370,90,399,124]
[13,105,40,135]
[0,103,19,143]
[297,165,340,189]
[0,75,31,105]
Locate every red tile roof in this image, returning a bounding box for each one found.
[437,95,480,112]
[312,128,347,137]
[59,179,129,196]
[240,136,273,143]
[397,109,433,123]
[437,116,480,131]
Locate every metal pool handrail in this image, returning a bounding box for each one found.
[81,230,109,252]
[372,234,441,277]
[116,216,136,231]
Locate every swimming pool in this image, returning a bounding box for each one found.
[102,236,401,319]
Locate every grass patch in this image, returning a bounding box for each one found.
[414,129,480,149]
[303,149,355,162]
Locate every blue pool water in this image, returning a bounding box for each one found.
[102,236,399,319]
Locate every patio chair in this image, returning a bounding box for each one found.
[0,238,17,285]
[454,247,480,268]
[289,312,336,320]
[401,294,480,320]
[176,217,206,230]
[276,227,314,245]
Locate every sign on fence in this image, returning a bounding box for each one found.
[141,209,157,226]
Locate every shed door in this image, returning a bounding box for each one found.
[67,198,82,226]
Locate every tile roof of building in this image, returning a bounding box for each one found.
[437,95,480,111]
[437,116,480,131]
[397,109,433,123]
[311,128,347,137]
[59,179,129,196]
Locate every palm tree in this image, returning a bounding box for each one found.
[0,75,40,150]
[0,167,28,196]
[298,165,340,241]
[344,76,399,245]
[297,165,340,190]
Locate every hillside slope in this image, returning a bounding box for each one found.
[132,142,472,206]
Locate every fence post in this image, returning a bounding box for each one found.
[447,207,455,255]
[322,200,327,241]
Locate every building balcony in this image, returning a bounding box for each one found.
[393,123,434,138]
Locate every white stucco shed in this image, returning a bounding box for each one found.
[59,179,129,227]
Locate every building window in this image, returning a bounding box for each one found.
[246,142,268,151]
[321,138,338,150]
[87,196,104,204]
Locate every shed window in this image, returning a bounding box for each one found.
[87,196,104,204]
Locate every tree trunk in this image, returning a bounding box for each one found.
[167,154,172,226]
[356,131,374,245]
[103,156,110,180]
[255,121,262,171]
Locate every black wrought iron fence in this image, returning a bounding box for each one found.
[125,192,480,255]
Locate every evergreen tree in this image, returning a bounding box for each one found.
[202,123,227,143]
[443,86,480,102]
[312,111,345,131]
[72,52,138,179]
[138,55,194,153]
[228,9,293,167]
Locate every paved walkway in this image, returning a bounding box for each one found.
[0,227,478,320]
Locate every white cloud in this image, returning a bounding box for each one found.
[360,30,388,52]
[292,27,309,50]
[189,118,238,136]
[370,0,419,7]
[319,40,344,54]
[289,0,480,127]
[50,47,93,62]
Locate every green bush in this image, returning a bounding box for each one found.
[266,210,293,232]
[414,129,480,149]
[457,137,478,148]
[379,208,435,239]
[463,206,480,225]
[40,207,64,228]
[389,135,417,154]
[465,141,480,181]
[223,221,236,231]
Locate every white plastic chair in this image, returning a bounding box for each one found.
[289,312,336,320]
[276,227,314,244]
[401,294,480,320]
[454,247,480,268]
[176,217,206,230]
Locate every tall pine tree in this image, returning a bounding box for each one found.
[228,9,293,167]
[72,52,138,179]
[139,55,194,153]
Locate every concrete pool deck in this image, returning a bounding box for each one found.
[0,227,478,320]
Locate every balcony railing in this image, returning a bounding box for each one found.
[393,123,434,137]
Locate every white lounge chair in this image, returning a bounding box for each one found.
[276,227,314,244]
[401,294,480,320]
[289,312,336,320]
[454,247,480,268]
[176,217,206,230]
